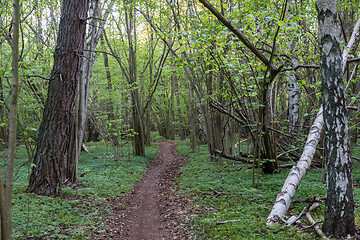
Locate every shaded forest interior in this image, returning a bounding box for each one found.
[0,0,360,239]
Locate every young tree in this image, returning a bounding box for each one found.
[0,0,20,238]
[317,0,355,237]
[28,0,89,197]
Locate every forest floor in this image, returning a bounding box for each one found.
[92,141,193,240]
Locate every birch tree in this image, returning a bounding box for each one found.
[317,0,355,236]
[267,2,360,234]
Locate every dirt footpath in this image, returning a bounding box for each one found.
[93,141,192,240]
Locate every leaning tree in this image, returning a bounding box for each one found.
[28,0,89,197]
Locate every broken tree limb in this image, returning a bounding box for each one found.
[212,149,251,164]
[267,108,324,224]
[267,17,360,225]
[305,203,326,238]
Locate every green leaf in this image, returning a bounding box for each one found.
[278,21,285,27]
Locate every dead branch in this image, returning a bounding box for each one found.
[293,197,325,204]
[212,149,252,164]
[216,219,241,225]
[195,188,226,198]
[305,203,326,239]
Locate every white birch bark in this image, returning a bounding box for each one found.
[267,107,323,223]
[287,57,300,133]
[267,16,360,225]
[78,0,114,152]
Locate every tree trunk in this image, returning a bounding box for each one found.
[0,0,20,238]
[102,37,118,146]
[287,65,300,133]
[175,78,185,140]
[317,1,355,237]
[0,76,7,149]
[268,15,360,225]
[66,0,113,183]
[267,107,324,223]
[170,74,176,140]
[189,86,197,152]
[28,0,89,197]
[125,0,144,156]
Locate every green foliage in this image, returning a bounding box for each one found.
[176,140,360,239]
[8,141,159,239]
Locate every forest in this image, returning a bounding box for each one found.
[0,0,360,239]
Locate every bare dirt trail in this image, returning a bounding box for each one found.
[93,141,193,240]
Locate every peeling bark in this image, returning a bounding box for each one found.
[268,12,360,228]
[317,0,355,237]
[267,108,324,223]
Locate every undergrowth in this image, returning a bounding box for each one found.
[177,140,360,239]
[4,141,159,239]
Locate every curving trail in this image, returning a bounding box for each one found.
[93,141,191,240]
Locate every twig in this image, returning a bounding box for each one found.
[284,206,307,225]
[216,219,241,225]
[195,188,226,197]
[305,203,327,238]
[293,197,325,204]
[252,202,272,210]
[301,220,322,230]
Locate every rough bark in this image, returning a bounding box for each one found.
[126,1,145,156]
[317,0,355,237]
[28,0,89,197]
[66,0,113,183]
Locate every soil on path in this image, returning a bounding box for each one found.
[93,141,193,240]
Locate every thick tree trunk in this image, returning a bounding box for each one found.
[126,0,144,156]
[28,0,89,197]
[317,1,355,237]
[66,0,113,183]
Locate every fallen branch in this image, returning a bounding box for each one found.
[213,149,297,164]
[278,164,295,168]
[268,17,360,225]
[267,108,324,224]
[284,207,307,226]
[196,188,226,198]
[305,203,326,239]
[293,197,325,204]
[212,149,252,164]
[285,197,324,226]
[216,219,241,225]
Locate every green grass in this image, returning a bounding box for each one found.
[5,141,159,239]
[5,138,360,239]
[176,140,360,239]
